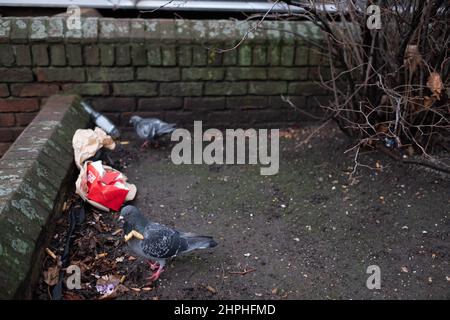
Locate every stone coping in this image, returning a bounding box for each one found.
[0,94,90,299]
[0,18,322,44]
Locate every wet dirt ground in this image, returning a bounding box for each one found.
[37,124,450,299]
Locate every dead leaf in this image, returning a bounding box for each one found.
[43,265,60,286]
[427,72,443,99]
[404,45,422,73]
[63,292,85,300]
[423,95,436,109]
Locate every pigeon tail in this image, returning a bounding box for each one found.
[158,123,176,135]
[181,233,218,252]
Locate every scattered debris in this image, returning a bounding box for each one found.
[229,268,256,276]
[45,248,57,260]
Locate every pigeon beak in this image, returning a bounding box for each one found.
[118,215,124,221]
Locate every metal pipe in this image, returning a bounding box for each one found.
[0,0,314,13]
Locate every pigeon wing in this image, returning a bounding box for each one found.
[139,223,188,259]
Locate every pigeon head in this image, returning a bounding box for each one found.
[129,116,142,126]
[120,205,141,223]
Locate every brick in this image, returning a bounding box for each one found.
[268,45,281,66]
[226,96,268,109]
[268,67,308,80]
[192,46,207,66]
[131,44,147,66]
[11,84,59,97]
[207,48,222,66]
[84,45,99,66]
[47,17,64,41]
[147,45,161,66]
[288,82,324,95]
[91,97,135,112]
[238,45,252,66]
[222,49,237,66]
[13,45,31,66]
[308,66,331,81]
[184,97,226,110]
[248,81,287,95]
[30,18,48,40]
[137,67,180,81]
[138,97,183,111]
[0,113,15,126]
[204,82,247,96]
[226,67,266,80]
[0,98,39,112]
[178,46,192,66]
[281,46,294,66]
[49,45,66,66]
[113,83,158,96]
[160,83,203,97]
[0,128,22,142]
[252,45,267,66]
[82,18,99,41]
[295,45,309,66]
[62,83,109,96]
[181,68,224,81]
[130,19,146,40]
[116,45,131,66]
[99,19,130,42]
[86,67,133,82]
[0,68,33,82]
[10,19,28,42]
[99,45,114,66]
[0,84,9,97]
[0,45,14,66]
[31,45,49,66]
[161,46,176,66]
[15,112,37,126]
[0,18,11,43]
[66,44,83,66]
[0,142,11,156]
[36,68,85,82]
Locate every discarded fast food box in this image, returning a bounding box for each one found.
[75,160,137,212]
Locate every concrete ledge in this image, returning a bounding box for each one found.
[0,94,90,299]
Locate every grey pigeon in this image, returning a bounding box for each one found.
[120,205,218,282]
[129,116,176,148]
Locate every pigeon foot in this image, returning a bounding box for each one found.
[146,260,160,271]
[140,140,149,150]
[146,265,164,283]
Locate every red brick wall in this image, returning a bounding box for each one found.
[0,18,330,157]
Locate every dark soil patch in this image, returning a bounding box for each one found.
[35,124,450,299]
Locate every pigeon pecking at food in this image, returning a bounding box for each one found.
[119,205,218,283]
[129,116,176,149]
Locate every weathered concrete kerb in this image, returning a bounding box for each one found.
[0,94,90,299]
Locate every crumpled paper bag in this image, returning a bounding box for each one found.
[72,127,116,169]
[75,160,137,212]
